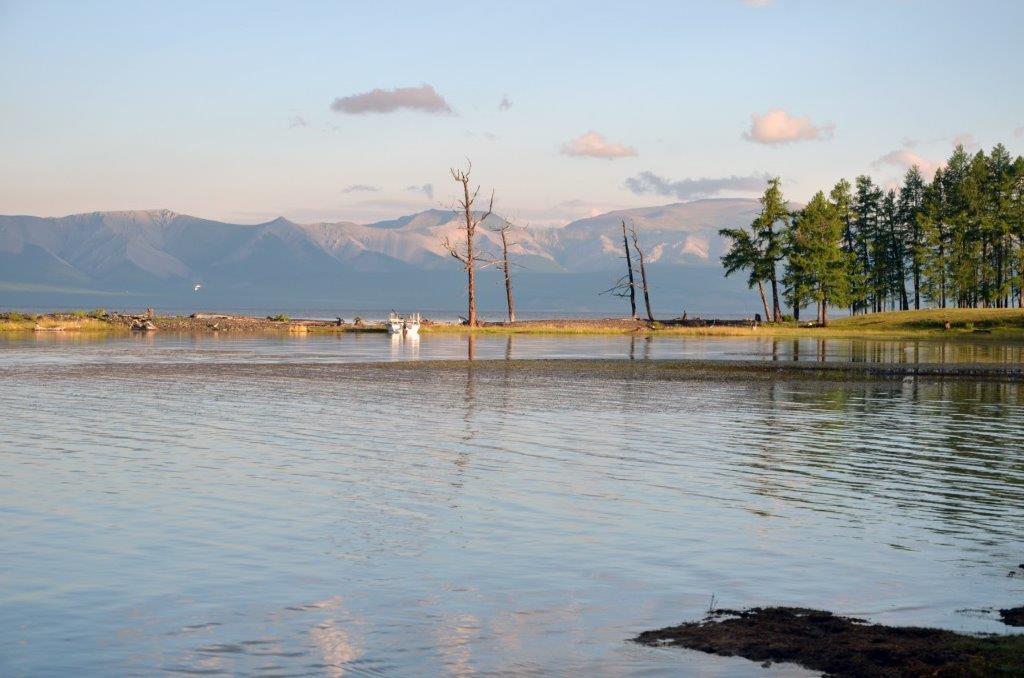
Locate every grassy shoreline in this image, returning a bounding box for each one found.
[424,308,1024,339]
[2,308,1023,340]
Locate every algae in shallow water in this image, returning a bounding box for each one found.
[634,607,1024,677]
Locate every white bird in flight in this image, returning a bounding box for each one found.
[193,283,202,292]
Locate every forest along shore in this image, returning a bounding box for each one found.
[2,307,1024,338]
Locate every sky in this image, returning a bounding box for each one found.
[1,0,1022,227]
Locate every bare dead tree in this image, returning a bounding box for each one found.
[621,220,637,320]
[601,220,638,318]
[629,223,654,322]
[442,161,493,327]
[492,218,518,323]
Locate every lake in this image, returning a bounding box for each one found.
[2,334,1023,676]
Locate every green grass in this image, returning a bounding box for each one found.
[5,308,1023,338]
[0,314,118,332]
[829,308,1024,333]
[419,308,1024,339]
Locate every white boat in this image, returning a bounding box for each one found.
[387,311,421,335]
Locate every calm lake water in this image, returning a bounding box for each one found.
[2,334,1023,676]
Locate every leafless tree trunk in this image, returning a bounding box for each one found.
[496,222,516,323]
[442,162,493,327]
[629,224,654,322]
[621,220,637,320]
[770,275,782,323]
[756,280,770,322]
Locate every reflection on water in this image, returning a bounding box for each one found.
[1,338,1023,676]
[2,331,1024,368]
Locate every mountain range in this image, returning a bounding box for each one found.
[0,199,762,316]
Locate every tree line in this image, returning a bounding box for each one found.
[721,143,1024,325]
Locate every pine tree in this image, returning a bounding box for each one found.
[786,192,851,325]
[898,166,927,309]
[1011,156,1024,307]
[852,176,883,312]
[752,178,790,322]
[782,219,813,322]
[879,189,905,310]
[720,227,772,321]
[830,179,863,314]
[921,167,950,307]
[943,146,974,307]
[988,144,1016,307]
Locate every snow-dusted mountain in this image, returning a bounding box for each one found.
[0,200,763,314]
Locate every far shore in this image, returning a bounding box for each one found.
[2,307,1024,340]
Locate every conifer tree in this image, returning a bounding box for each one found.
[786,192,851,326]
[898,166,927,309]
[752,178,789,322]
[852,176,882,312]
[720,227,772,321]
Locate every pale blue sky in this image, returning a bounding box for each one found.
[1,0,1022,225]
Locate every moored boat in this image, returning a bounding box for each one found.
[387,311,420,335]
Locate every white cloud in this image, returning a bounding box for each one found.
[741,0,773,6]
[743,109,834,145]
[625,171,768,200]
[341,184,379,194]
[560,131,637,159]
[873,149,941,179]
[952,132,979,151]
[1014,127,1024,139]
[331,84,453,115]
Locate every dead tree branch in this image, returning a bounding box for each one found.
[629,222,654,322]
[444,162,495,327]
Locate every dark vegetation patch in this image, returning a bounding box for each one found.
[3,358,1024,385]
[1000,606,1024,627]
[634,607,1024,677]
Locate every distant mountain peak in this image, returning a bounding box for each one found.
[263,216,298,226]
[91,208,179,219]
[0,199,764,288]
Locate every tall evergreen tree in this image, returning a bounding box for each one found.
[829,179,863,314]
[786,192,852,325]
[752,177,789,322]
[1011,156,1024,307]
[921,167,950,307]
[898,166,927,309]
[720,227,772,321]
[852,175,883,312]
[988,144,1016,307]
[942,146,973,307]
